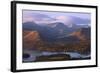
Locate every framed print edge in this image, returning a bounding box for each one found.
[96,6,98,67]
[11,1,98,72]
[11,1,17,72]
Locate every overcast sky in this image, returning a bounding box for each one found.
[22,10,91,25]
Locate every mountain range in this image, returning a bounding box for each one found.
[23,21,90,42]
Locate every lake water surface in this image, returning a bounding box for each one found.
[23,50,90,62]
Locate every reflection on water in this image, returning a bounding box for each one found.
[65,52,90,58]
[23,49,90,62]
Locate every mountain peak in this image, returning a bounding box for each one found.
[47,22,68,28]
[69,27,90,41]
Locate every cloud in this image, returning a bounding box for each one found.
[23,16,36,23]
[55,15,90,25]
[22,11,55,23]
[23,11,90,26]
[55,16,73,25]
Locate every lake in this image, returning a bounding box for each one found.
[23,49,90,62]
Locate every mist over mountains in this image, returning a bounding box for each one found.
[23,12,90,41]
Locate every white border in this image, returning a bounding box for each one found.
[16,4,96,70]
